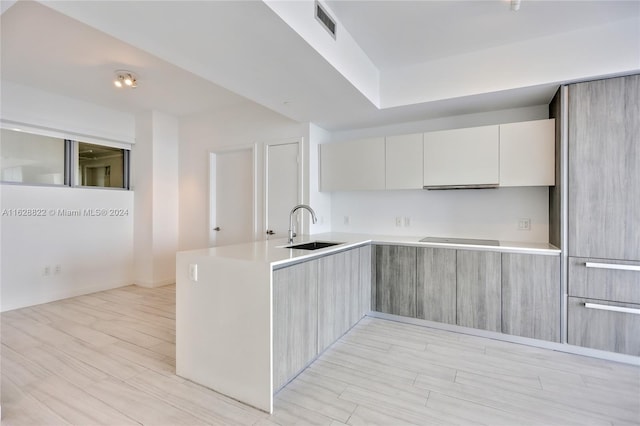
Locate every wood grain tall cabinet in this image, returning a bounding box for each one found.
[565,74,640,356]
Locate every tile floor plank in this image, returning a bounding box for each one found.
[2,283,638,426]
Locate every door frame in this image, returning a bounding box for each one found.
[263,138,304,239]
[208,144,258,246]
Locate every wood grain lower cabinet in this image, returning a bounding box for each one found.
[501,253,560,342]
[456,250,501,332]
[568,297,640,356]
[358,245,373,316]
[272,260,318,391]
[416,247,456,324]
[375,245,417,317]
[568,257,640,304]
[317,249,360,352]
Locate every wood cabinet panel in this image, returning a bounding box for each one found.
[548,89,563,248]
[375,245,417,317]
[568,75,640,260]
[272,260,318,391]
[502,253,560,342]
[318,249,360,352]
[385,133,423,189]
[358,245,372,316]
[456,250,501,332]
[416,247,456,324]
[568,297,640,356]
[568,257,640,304]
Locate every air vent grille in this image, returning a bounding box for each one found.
[315,1,336,39]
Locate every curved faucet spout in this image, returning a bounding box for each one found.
[288,204,317,244]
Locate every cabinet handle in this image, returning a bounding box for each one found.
[585,262,640,272]
[584,302,640,315]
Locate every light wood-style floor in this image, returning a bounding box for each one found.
[2,284,639,426]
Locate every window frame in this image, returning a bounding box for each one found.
[0,123,131,190]
[73,141,130,190]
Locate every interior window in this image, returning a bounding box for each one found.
[0,128,65,185]
[77,142,127,188]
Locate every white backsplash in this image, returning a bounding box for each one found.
[330,186,550,243]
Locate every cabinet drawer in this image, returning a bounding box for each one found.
[568,257,640,304]
[568,297,640,356]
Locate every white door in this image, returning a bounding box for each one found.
[265,142,299,239]
[209,147,255,246]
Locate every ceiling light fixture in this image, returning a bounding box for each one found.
[511,0,521,11]
[114,71,138,89]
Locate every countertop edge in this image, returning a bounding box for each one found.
[178,233,561,268]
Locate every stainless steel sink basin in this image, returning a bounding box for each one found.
[285,241,343,250]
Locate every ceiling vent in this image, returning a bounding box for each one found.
[315,1,336,39]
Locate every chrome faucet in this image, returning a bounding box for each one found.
[288,204,317,244]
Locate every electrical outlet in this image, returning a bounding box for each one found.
[518,218,531,231]
[395,217,402,227]
[54,265,61,274]
[344,216,350,225]
[404,217,411,227]
[43,266,51,276]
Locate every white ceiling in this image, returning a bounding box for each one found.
[0,1,249,117]
[1,0,638,131]
[326,0,639,69]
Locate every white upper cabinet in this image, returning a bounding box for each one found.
[320,137,385,191]
[499,119,555,187]
[385,133,423,189]
[423,125,499,188]
[320,120,556,192]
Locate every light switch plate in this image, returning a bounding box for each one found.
[189,264,198,282]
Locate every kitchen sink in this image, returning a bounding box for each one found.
[285,241,344,250]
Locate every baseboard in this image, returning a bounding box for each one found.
[0,281,134,312]
[135,278,175,288]
[367,311,640,366]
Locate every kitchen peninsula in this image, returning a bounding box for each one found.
[176,233,559,413]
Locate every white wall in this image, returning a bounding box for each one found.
[0,185,134,311]
[328,105,552,243]
[133,112,154,284]
[0,83,136,311]
[308,123,332,234]
[263,0,380,106]
[133,111,179,287]
[178,101,307,251]
[1,80,135,144]
[331,187,549,243]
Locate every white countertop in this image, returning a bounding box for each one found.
[179,233,560,267]
[176,232,560,413]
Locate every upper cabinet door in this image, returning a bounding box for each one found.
[320,137,385,191]
[423,125,499,188]
[385,133,423,189]
[568,75,640,260]
[499,119,555,187]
